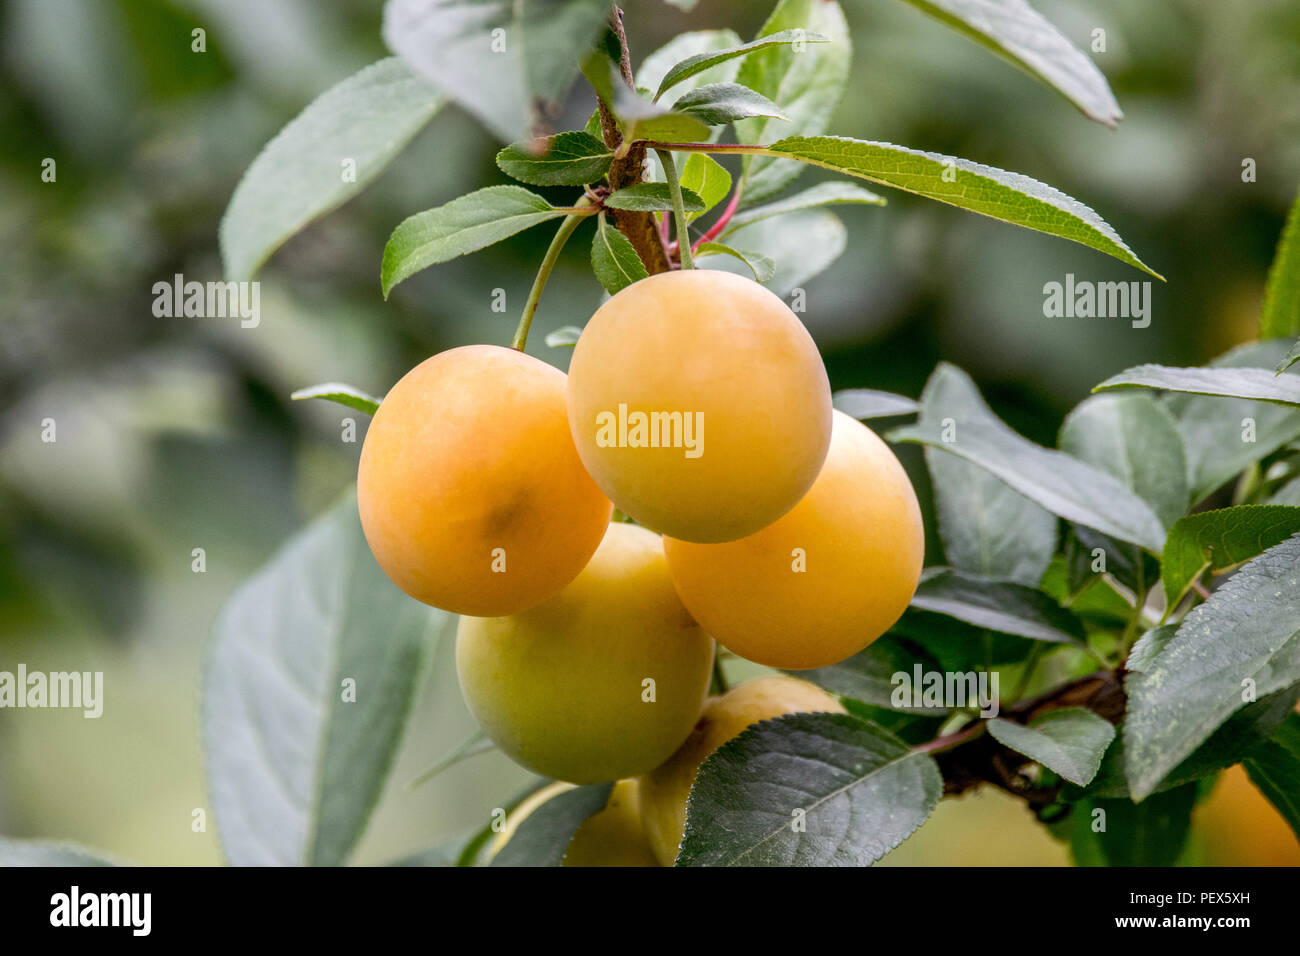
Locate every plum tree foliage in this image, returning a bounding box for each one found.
[15,0,1298,870]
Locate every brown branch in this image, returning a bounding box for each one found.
[595,6,670,274]
[928,669,1126,807]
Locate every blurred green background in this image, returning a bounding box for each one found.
[1,0,1298,865]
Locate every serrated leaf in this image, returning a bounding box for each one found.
[911,568,1085,644]
[1261,182,1300,339]
[726,181,885,231]
[735,1,851,204]
[799,635,948,714]
[710,208,845,297]
[219,57,444,281]
[203,492,442,865]
[1243,713,1300,841]
[679,153,731,222]
[496,131,612,186]
[1162,341,1300,501]
[892,0,1122,126]
[1123,534,1300,801]
[671,82,788,126]
[291,383,381,415]
[832,388,920,420]
[1060,392,1189,529]
[381,185,565,296]
[545,325,583,347]
[678,713,942,866]
[890,418,1167,552]
[489,782,614,867]
[1161,505,1300,610]
[382,0,609,144]
[590,213,649,294]
[694,242,776,282]
[1096,364,1300,407]
[762,136,1161,278]
[637,29,744,97]
[1069,783,1197,866]
[615,86,713,144]
[918,363,1056,585]
[1074,684,1300,800]
[654,28,829,100]
[603,182,705,212]
[0,838,121,866]
[989,708,1115,786]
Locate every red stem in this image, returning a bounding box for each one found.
[692,186,743,253]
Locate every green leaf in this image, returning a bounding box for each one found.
[545,325,583,348]
[1096,364,1300,407]
[407,730,495,789]
[453,780,551,867]
[832,388,920,420]
[762,136,1161,278]
[711,208,845,298]
[637,29,744,97]
[590,213,649,295]
[1161,505,1300,610]
[988,708,1115,786]
[678,153,732,222]
[1162,341,1300,501]
[496,131,612,186]
[694,242,776,282]
[654,28,830,100]
[890,417,1167,553]
[1261,182,1300,339]
[203,492,442,865]
[0,838,121,866]
[1123,534,1300,801]
[911,569,1085,644]
[381,186,565,296]
[603,182,706,212]
[1243,713,1300,841]
[891,0,1122,126]
[678,713,942,866]
[489,783,614,867]
[1069,783,1198,866]
[917,363,1056,585]
[1279,337,1300,374]
[219,58,444,281]
[615,87,713,145]
[735,0,852,204]
[671,82,788,126]
[382,0,608,144]
[799,635,948,714]
[291,383,381,416]
[1059,392,1189,529]
[1075,684,1300,800]
[726,181,885,231]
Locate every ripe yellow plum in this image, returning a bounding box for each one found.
[664,410,924,670]
[565,270,832,543]
[489,780,660,867]
[638,676,845,866]
[457,521,715,784]
[357,344,611,616]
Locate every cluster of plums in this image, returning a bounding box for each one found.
[358,270,924,865]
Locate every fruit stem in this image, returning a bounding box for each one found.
[710,655,729,695]
[655,148,694,270]
[511,198,593,351]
